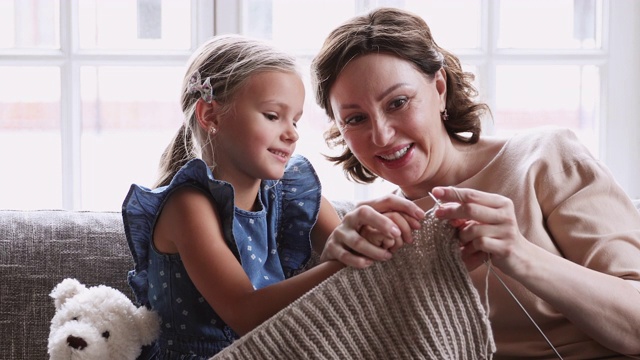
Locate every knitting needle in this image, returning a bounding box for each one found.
[430,191,562,358]
[428,192,442,208]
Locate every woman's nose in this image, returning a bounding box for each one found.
[371,116,394,147]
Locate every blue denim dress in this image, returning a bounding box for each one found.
[123,155,321,359]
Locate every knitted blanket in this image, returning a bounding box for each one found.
[212,209,495,359]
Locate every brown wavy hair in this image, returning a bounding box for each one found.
[311,7,490,183]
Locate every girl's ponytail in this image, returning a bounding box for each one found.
[154,123,196,188]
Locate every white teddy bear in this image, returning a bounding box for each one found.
[48,278,160,360]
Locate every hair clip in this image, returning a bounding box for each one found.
[187,70,215,103]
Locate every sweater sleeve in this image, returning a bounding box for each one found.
[538,130,640,281]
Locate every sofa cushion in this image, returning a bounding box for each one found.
[0,210,132,360]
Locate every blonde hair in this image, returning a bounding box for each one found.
[311,7,490,183]
[155,34,298,188]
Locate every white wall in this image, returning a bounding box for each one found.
[605,0,640,198]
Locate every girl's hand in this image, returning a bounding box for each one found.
[431,186,529,274]
[320,194,425,268]
[359,210,418,252]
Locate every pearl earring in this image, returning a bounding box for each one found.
[440,109,449,121]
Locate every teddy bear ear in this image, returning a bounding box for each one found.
[133,306,161,345]
[49,278,87,310]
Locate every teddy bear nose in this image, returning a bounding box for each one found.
[67,335,88,350]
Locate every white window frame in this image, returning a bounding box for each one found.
[216,0,640,200]
[2,0,637,210]
[0,0,214,210]
[604,0,640,199]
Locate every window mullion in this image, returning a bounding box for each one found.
[60,0,81,210]
[599,0,611,162]
[481,0,499,135]
[213,0,240,36]
[195,0,215,47]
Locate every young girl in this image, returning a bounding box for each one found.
[122,34,423,359]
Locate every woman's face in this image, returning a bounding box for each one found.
[328,53,449,192]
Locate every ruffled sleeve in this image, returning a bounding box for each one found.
[274,154,322,276]
[122,159,237,306]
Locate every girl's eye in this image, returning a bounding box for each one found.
[264,113,278,121]
[389,97,407,110]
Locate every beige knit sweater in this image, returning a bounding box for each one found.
[212,209,495,359]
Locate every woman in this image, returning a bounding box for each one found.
[312,7,640,359]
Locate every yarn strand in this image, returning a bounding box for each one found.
[485,261,563,360]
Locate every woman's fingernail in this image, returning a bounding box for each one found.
[391,226,401,237]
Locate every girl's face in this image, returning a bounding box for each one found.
[328,53,449,192]
[214,70,304,183]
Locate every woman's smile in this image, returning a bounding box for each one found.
[376,143,415,169]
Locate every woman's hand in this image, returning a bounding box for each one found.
[432,186,640,353]
[320,194,425,268]
[431,186,530,275]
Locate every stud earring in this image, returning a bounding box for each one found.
[440,108,449,121]
[209,127,218,135]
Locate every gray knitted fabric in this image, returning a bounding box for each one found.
[213,209,495,359]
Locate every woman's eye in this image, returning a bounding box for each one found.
[389,97,407,110]
[344,114,365,125]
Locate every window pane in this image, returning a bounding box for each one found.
[80,66,184,210]
[403,0,481,50]
[285,56,357,202]
[244,0,480,54]
[0,67,62,209]
[495,65,600,157]
[244,0,359,54]
[0,0,60,49]
[78,0,191,50]
[499,0,603,49]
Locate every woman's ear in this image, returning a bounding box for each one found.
[194,99,219,132]
[435,67,447,112]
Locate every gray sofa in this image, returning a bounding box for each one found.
[0,210,132,360]
[2,199,640,359]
